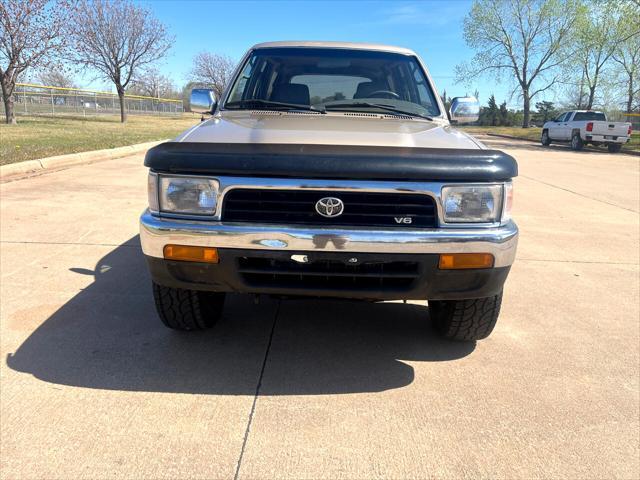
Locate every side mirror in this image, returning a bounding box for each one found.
[190,88,217,114]
[449,96,480,124]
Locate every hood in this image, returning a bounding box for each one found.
[176,111,484,150]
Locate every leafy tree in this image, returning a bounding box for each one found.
[477,95,501,126]
[612,1,640,112]
[68,0,173,123]
[487,94,498,126]
[456,0,583,127]
[499,101,509,126]
[534,100,557,123]
[0,0,70,124]
[572,0,639,109]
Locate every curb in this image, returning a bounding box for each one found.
[1,139,167,180]
[484,133,640,157]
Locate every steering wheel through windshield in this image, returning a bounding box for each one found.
[367,90,401,99]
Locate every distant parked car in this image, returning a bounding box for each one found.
[541,110,632,153]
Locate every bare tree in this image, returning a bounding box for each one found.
[456,0,583,127]
[37,67,76,89]
[0,0,70,124]
[189,52,236,99]
[129,67,177,99]
[68,0,172,122]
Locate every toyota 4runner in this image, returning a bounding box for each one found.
[140,42,519,341]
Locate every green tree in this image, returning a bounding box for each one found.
[499,101,509,125]
[456,0,583,128]
[487,94,498,126]
[477,95,500,126]
[534,100,557,123]
[573,0,639,109]
[612,1,640,113]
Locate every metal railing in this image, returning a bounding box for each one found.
[3,83,183,117]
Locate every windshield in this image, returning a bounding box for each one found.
[224,47,441,117]
[573,112,606,121]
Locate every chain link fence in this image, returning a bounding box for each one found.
[4,83,183,117]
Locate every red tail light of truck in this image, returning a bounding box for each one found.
[629,125,633,136]
[586,122,593,132]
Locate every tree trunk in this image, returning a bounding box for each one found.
[577,72,585,109]
[1,80,17,125]
[628,76,634,114]
[117,86,127,123]
[586,85,596,110]
[522,91,530,128]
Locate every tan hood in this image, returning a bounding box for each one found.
[176,111,485,150]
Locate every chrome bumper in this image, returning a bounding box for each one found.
[140,210,518,268]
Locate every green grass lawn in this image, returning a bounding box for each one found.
[461,125,639,153]
[0,114,201,166]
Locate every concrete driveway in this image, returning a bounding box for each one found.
[1,136,638,479]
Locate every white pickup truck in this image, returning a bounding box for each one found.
[541,110,632,153]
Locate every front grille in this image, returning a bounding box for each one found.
[222,189,437,228]
[238,256,420,291]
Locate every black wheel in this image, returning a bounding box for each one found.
[541,130,551,146]
[429,291,503,341]
[152,282,225,331]
[608,143,622,153]
[571,132,584,151]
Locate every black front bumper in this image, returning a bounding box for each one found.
[146,248,510,301]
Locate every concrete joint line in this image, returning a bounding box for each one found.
[520,175,640,214]
[234,300,281,480]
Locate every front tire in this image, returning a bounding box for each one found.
[607,143,622,153]
[152,282,225,331]
[541,130,551,146]
[571,132,584,151]
[429,291,503,341]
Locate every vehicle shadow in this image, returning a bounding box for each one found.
[6,236,474,395]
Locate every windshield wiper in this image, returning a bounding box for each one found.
[225,99,326,113]
[325,102,433,121]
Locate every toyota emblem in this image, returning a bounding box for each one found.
[315,197,344,217]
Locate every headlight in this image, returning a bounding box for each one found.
[442,185,504,223]
[158,175,219,215]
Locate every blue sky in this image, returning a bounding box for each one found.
[86,0,524,108]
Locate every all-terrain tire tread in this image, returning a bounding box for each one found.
[431,291,503,341]
[152,282,223,331]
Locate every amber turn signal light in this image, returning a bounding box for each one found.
[163,245,219,263]
[439,253,494,270]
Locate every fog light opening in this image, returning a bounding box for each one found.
[439,253,494,270]
[163,245,219,263]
